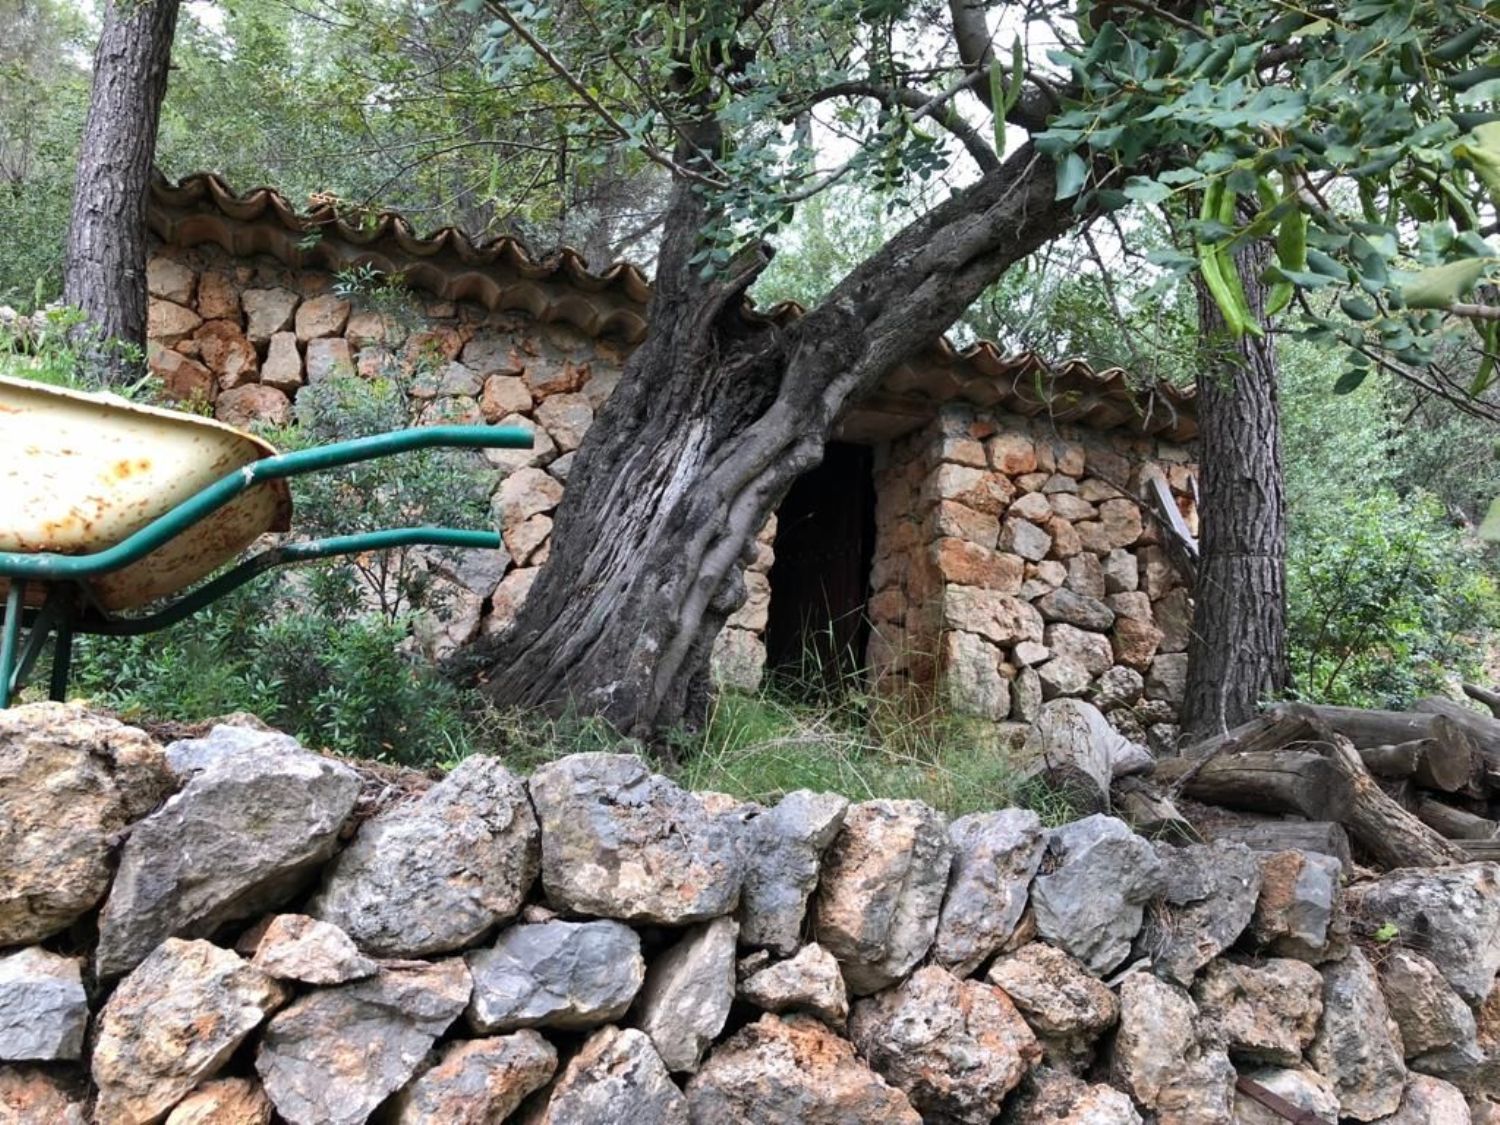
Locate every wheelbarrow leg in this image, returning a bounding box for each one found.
[0,581,24,709]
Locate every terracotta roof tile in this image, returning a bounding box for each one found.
[148,172,1196,442]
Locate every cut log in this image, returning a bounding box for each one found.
[1460,839,1500,862]
[1282,702,1487,794]
[1181,708,1319,760]
[1112,777,1200,841]
[1415,796,1499,841]
[1358,735,1475,794]
[1413,697,1500,761]
[1463,682,1500,720]
[1281,703,1434,748]
[1152,750,1355,822]
[1203,820,1353,868]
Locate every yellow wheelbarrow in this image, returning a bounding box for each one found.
[0,374,530,706]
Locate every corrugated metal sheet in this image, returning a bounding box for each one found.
[148,172,1197,442]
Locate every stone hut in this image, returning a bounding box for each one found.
[141,173,1199,743]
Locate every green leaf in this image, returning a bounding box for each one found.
[1479,497,1500,543]
[1334,365,1370,394]
[1054,153,1088,200]
[1401,258,1489,309]
[1340,295,1379,321]
[1121,176,1172,205]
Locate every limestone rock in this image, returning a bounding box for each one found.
[1379,949,1477,1062]
[944,587,1045,647]
[1110,973,1234,1124]
[195,320,258,388]
[1192,957,1323,1065]
[1031,815,1165,975]
[0,1065,88,1125]
[535,391,594,451]
[635,916,738,1074]
[164,1078,273,1125]
[1346,864,1500,1005]
[196,271,240,322]
[1090,665,1144,710]
[216,384,291,427]
[147,256,196,304]
[814,799,952,995]
[248,914,376,986]
[943,630,1011,720]
[259,332,302,392]
[256,959,471,1125]
[149,298,203,344]
[241,287,298,344]
[93,939,286,1125]
[1037,589,1115,631]
[498,466,564,527]
[96,731,361,978]
[1038,657,1091,699]
[1012,666,1045,721]
[1145,653,1189,704]
[1001,517,1052,562]
[1135,841,1261,986]
[1375,1075,1473,1124]
[986,942,1118,1062]
[1004,1068,1143,1124]
[481,373,532,420]
[738,789,849,954]
[293,293,350,340]
[535,1026,688,1125]
[1110,617,1164,671]
[0,703,173,946]
[932,808,1046,975]
[739,943,849,1026]
[389,1031,557,1125]
[1046,624,1114,676]
[529,753,745,924]
[1154,588,1194,653]
[311,755,539,957]
[1308,947,1407,1120]
[0,948,87,1061]
[850,966,1039,1124]
[304,336,353,381]
[149,345,217,403]
[1103,549,1139,594]
[685,1013,920,1123]
[1250,849,1343,962]
[466,919,644,1032]
[1233,1067,1341,1125]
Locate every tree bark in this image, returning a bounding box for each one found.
[1180,233,1289,739]
[453,144,1085,738]
[63,0,180,381]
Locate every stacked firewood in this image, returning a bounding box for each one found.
[1140,684,1500,871]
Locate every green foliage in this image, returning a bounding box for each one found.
[0,307,152,396]
[1286,490,1500,708]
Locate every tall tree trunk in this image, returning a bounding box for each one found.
[453,146,1086,740]
[63,0,180,382]
[1180,235,1289,740]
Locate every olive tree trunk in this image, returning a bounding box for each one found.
[454,146,1084,739]
[63,0,180,380]
[1180,235,1289,740]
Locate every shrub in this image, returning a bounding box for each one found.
[1286,490,1500,708]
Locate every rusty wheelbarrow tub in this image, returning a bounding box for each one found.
[0,373,532,706]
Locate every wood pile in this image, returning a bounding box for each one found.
[1134,684,1500,871]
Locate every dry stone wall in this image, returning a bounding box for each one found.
[4,701,1499,1124]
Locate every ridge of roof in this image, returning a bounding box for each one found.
[147,171,1197,443]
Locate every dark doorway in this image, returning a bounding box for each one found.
[765,442,877,694]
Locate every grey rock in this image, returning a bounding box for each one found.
[94,939,286,1125]
[1004,1067,1143,1123]
[1090,665,1144,710]
[1379,949,1477,1062]
[1036,590,1115,632]
[1192,957,1323,1066]
[1154,588,1194,653]
[1031,816,1165,976]
[529,753,745,924]
[0,948,87,1061]
[311,755,539,957]
[466,919,644,1032]
[1046,624,1114,676]
[932,808,1046,976]
[1145,653,1189,704]
[635,916,738,1074]
[161,723,301,776]
[1011,666,1045,721]
[535,1026,689,1124]
[1375,1075,1472,1123]
[256,959,471,1125]
[0,703,173,947]
[1308,946,1407,1121]
[685,1013,922,1123]
[389,1031,557,1125]
[1233,1067,1341,1125]
[739,943,849,1026]
[850,965,1040,1125]
[739,790,849,954]
[1250,849,1344,962]
[1135,841,1261,986]
[1001,517,1052,562]
[987,941,1118,1044]
[248,914,376,986]
[1064,552,1106,597]
[1103,548,1139,594]
[95,731,360,978]
[1110,973,1235,1124]
[814,799,953,995]
[0,1064,89,1125]
[1346,864,1500,1006]
[1037,656,1091,699]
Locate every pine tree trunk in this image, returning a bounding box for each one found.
[63,0,180,381]
[1180,235,1289,740]
[453,145,1085,740]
